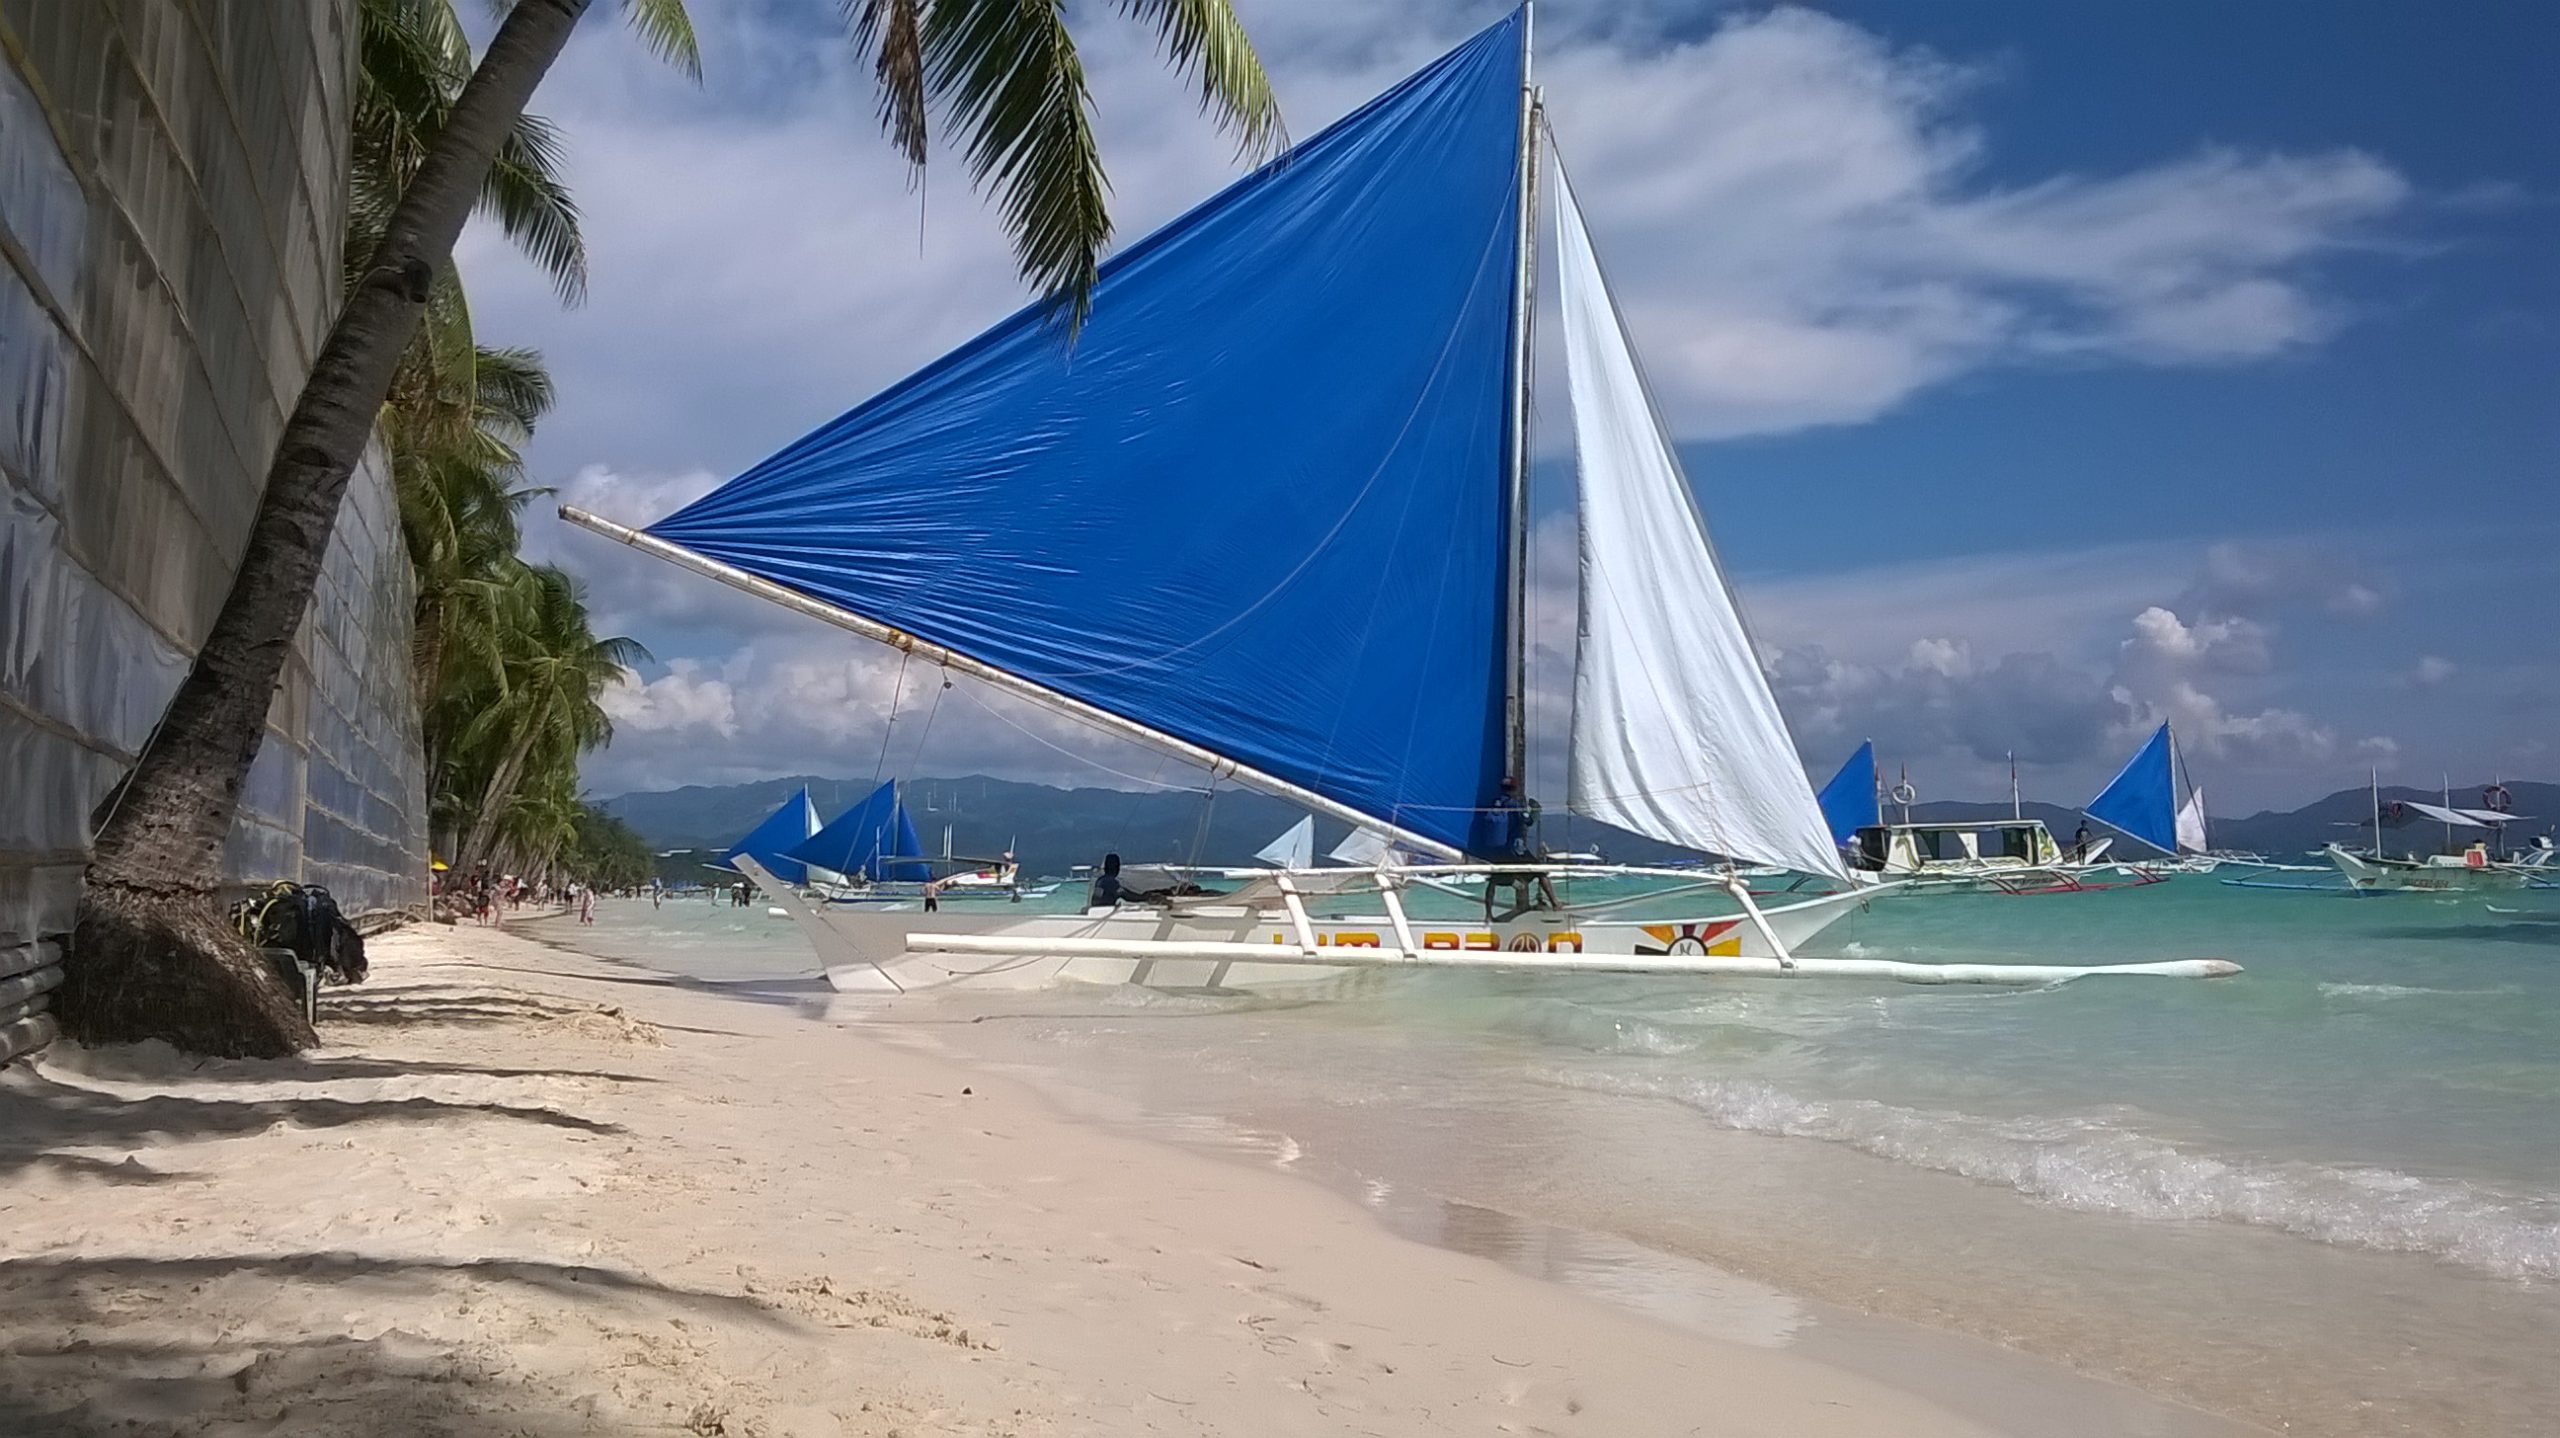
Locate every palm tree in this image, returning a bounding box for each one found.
[69,0,1281,1056]
[447,566,646,874]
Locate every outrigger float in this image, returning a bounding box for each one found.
[581,9,2237,995]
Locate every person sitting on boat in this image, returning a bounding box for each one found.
[1487,778,1560,920]
[1088,853,1126,910]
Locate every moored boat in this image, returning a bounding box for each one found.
[574,9,2235,993]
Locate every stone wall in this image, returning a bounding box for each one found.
[0,0,426,1061]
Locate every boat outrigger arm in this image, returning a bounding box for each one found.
[560,505,1465,863]
[907,865,2240,984]
[739,856,2236,987]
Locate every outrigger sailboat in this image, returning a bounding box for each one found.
[2082,722,2214,875]
[789,782,1049,904]
[2326,773,2531,893]
[571,10,2234,993]
[1825,743,2165,894]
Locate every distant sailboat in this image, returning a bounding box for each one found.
[571,9,2232,991]
[2325,770,2529,892]
[790,780,931,887]
[2086,723,2217,872]
[792,781,1041,902]
[1816,741,1880,850]
[715,786,824,886]
[1255,817,1317,870]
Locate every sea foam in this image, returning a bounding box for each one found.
[1540,1068,2560,1282]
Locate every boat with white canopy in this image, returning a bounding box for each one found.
[571,9,2235,993]
[2326,773,2531,893]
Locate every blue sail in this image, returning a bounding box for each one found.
[646,13,1527,855]
[1816,740,1879,845]
[2088,724,2177,855]
[717,786,819,885]
[788,781,932,882]
[883,800,929,883]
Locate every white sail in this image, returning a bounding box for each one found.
[1552,163,1847,881]
[2176,788,2208,854]
[1255,816,1316,869]
[1329,824,1398,867]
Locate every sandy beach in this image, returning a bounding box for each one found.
[0,921,2259,1436]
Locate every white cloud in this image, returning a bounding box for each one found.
[2119,605,2273,675]
[466,1,2417,476]
[2181,539,2390,621]
[465,3,2465,811]
[2408,654,2456,687]
[2135,679,2343,767]
[602,659,738,739]
[1539,7,2409,435]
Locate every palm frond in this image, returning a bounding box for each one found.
[470,345,557,440]
[1114,0,1283,159]
[483,112,588,305]
[617,0,703,81]
[920,0,1109,331]
[846,0,929,169]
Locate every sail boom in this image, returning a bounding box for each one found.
[561,506,1466,860]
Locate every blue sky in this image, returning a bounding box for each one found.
[463,1,2556,816]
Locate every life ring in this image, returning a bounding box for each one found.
[1889,781,1918,806]
[2483,784,2514,814]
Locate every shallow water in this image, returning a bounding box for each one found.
[560,879,2560,1435]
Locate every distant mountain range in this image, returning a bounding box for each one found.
[600,773,2555,878]
[602,773,1708,878]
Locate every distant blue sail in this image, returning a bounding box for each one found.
[884,800,929,883]
[647,12,1527,855]
[2088,724,2177,855]
[789,781,932,882]
[718,786,819,885]
[1816,741,1879,845]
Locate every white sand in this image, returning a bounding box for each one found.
[1,923,2251,1435]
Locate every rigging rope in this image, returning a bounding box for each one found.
[943,678,1210,794]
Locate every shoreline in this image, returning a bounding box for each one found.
[3,920,2256,1435]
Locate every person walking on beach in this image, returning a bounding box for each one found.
[922,878,943,913]
[578,884,598,925]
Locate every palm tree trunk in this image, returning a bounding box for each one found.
[64,0,597,1057]
[457,725,541,875]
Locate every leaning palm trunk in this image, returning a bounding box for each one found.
[63,0,597,1057]
[456,725,543,876]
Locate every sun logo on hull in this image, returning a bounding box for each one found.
[1636,921,1743,958]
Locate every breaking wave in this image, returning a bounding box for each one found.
[1539,1068,2560,1282]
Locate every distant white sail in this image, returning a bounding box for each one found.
[2176,788,2208,854]
[1553,163,1847,881]
[1256,816,1316,869]
[1328,824,1397,868]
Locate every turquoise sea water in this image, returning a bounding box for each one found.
[552,878,2560,1433]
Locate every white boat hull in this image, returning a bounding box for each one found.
[729,864,2238,993]
[2326,846,2528,893]
[785,890,1871,994]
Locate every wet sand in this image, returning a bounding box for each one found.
[1,921,2258,1435]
